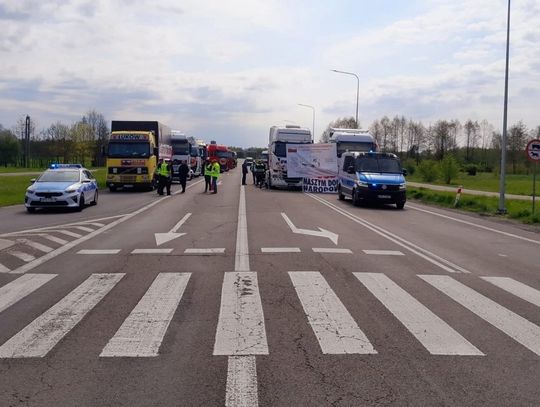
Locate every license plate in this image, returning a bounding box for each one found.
[377,194,391,199]
[41,198,56,202]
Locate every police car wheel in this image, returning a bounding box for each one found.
[91,190,98,206]
[352,189,361,206]
[77,194,85,212]
[26,207,36,213]
[338,186,345,200]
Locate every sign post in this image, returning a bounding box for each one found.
[525,139,540,215]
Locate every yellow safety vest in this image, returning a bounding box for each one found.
[211,162,220,177]
[158,162,169,177]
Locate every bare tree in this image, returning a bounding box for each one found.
[464,119,480,162]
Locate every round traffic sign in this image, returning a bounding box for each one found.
[526,139,540,162]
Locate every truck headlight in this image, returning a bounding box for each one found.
[399,183,406,190]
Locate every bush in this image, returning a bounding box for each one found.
[439,155,459,184]
[464,164,478,176]
[417,160,439,182]
[403,159,416,176]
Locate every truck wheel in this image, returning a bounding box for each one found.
[396,201,405,209]
[338,185,345,201]
[109,186,117,192]
[26,207,36,213]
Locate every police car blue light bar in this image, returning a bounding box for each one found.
[49,164,83,169]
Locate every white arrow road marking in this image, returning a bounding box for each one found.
[281,212,339,245]
[154,213,191,246]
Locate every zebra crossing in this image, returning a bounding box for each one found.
[0,271,538,359]
[0,216,123,274]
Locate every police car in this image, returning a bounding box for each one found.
[25,164,98,213]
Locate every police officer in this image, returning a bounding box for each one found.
[241,159,249,185]
[203,158,212,192]
[210,158,220,194]
[178,160,190,193]
[157,158,172,195]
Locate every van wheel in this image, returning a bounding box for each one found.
[338,186,345,201]
[352,189,361,206]
[109,186,117,192]
[396,201,405,209]
[26,207,36,213]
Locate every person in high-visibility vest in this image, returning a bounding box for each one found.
[210,158,220,194]
[203,159,213,192]
[156,158,172,195]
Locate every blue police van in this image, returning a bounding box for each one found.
[337,152,407,209]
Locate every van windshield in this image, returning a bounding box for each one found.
[355,156,401,173]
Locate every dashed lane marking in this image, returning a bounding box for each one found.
[77,249,121,255]
[184,248,226,254]
[363,250,404,256]
[312,248,353,254]
[131,249,173,254]
[260,247,301,253]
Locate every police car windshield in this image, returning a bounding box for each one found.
[355,156,401,173]
[38,170,80,182]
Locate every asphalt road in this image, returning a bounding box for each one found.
[0,167,539,406]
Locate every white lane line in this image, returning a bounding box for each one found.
[289,271,376,354]
[214,272,268,356]
[41,234,68,245]
[481,277,540,308]
[10,195,173,275]
[56,229,83,238]
[308,194,470,274]
[407,204,540,245]
[184,248,226,254]
[10,251,36,262]
[80,222,105,227]
[16,239,53,253]
[0,263,10,273]
[0,238,14,250]
[226,356,258,407]
[363,250,404,256]
[0,274,57,314]
[354,273,483,356]
[235,186,249,272]
[312,248,353,254]
[131,249,173,254]
[77,249,121,255]
[0,273,124,358]
[100,273,191,357]
[70,226,95,233]
[261,247,301,253]
[419,275,540,356]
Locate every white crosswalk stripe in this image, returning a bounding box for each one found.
[56,229,83,238]
[0,273,124,358]
[481,277,540,308]
[100,273,191,357]
[290,271,376,354]
[419,275,540,356]
[9,251,36,262]
[214,272,268,356]
[0,274,57,314]
[41,234,68,245]
[354,273,483,356]
[16,238,53,253]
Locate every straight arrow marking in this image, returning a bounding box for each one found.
[155,213,191,246]
[281,212,338,245]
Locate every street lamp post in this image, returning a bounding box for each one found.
[498,0,511,214]
[298,104,315,142]
[331,69,359,128]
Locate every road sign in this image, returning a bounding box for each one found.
[525,139,540,162]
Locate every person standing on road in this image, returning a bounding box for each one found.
[241,160,249,185]
[157,158,172,196]
[210,158,220,194]
[178,160,190,193]
[203,158,212,192]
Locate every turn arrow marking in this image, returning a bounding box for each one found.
[155,213,191,246]
[281,213,339,245]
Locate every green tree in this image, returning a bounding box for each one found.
[439,155,459,184]
[507,121,528,174]
[417,159,439,182]
[0,128,20,167]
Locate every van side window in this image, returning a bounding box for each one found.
[343,156,354,171]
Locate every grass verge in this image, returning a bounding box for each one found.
[409,187,540,224]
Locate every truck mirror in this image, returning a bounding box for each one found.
[153,147,158,156]
[347,166,355,174]
[402,168,408,176]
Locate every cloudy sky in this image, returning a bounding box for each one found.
[1,0,539,147]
